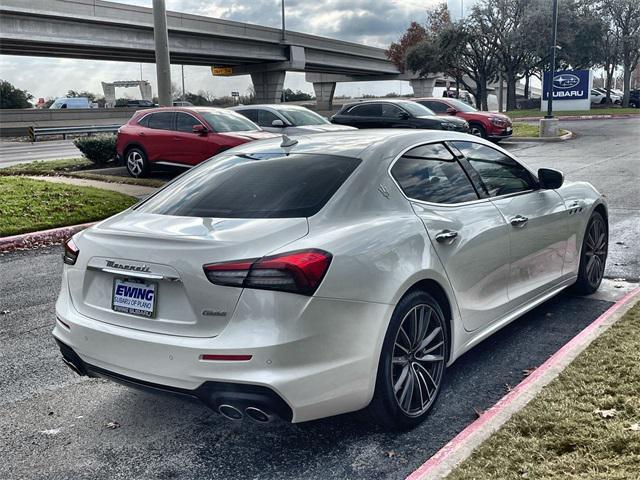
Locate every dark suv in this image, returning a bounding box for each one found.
[629,90,639,108]
[330,100,469,132]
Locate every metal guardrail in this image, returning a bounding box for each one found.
[29,124,122,141]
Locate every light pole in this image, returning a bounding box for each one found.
[545,0,559,119]
[281,0,286,42]
[181,65,185,102]
[152,0,172,106]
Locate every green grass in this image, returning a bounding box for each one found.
[511,122,569,138]
[506,107,640,119]
[0,177,137,237]
[0,158,93,175]
[448,302,640,480]
[0,158,166,187]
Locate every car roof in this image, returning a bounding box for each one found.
[231,104,311,111]
[222,129,490,159]
[339,99,418,109]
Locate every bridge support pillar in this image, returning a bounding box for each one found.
[410,78,437,97]
[251,71,286,103]
[313,82,336,111]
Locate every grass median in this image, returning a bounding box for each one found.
[0,158,166,188]
[448,301,640,480]
[506,107,640,119]
[511,122,570,138]
[0,177,137,237]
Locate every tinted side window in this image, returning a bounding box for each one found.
[176,113,201,132]
[257,110,281,127]
[348,104,382,117]
[238,109,258,122]
[137,114,150,127]
[422,100,448,113]
[381,104,405,117]
[391,143,478,204]
[147,112,174,130]
[452,141,536,197]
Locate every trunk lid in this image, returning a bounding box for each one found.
[67,212,308,337]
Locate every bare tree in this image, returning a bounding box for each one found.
[603,0,640,106]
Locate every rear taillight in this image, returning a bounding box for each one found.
[62,238,79,265]
[203,249,332,296]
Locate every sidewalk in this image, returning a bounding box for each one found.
[28,175,158,198]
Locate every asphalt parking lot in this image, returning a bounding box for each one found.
[0,118,638,480]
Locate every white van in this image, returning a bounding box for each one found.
[50,97,93,109]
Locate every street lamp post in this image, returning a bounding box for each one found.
[545,0,559,119]
[281,0,286,42]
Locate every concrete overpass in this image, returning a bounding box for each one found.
[0,0,441,108]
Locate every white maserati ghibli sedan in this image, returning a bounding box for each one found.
[54,130,608,429]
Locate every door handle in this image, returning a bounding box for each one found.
[138,132,145,136]
[435,230,458,243]
[510,215,529,227]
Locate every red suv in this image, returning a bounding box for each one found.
[412,98,512,141]
[116,107,278,177]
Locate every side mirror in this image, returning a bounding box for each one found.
[192,124,208,135]
[446,107,457,114]
[538,168,564,189]
[271,119,285,127]
[399,112,410,119]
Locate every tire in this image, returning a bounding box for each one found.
[573,211,608,294]
[630,101,638,109]
[469,123,486,138]
[125,147,150,178]
[366,290,448,430]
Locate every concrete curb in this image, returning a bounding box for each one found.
[406,287,640,480]
[511,114,639,121]
[503,130,573,143]
[0,222,96,253]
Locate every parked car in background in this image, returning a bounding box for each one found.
[628,90,639,108]
[413,97,512,141]
[590,89,621,105]
[116,107,278,177]
[593,88,621,104]
[49,97,94,109]
[116,99,156,108]
[330,100,469,132]
[231,104,357,134]
[173,100,194,107]
[55,130,608,429]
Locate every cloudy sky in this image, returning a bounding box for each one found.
[0,0,470,101]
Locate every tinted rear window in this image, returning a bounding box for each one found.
[137,154,361,218]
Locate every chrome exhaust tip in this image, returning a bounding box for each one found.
[245,406,273,423]
[218,404,243,420]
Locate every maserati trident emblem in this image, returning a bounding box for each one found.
[378,184,390,199]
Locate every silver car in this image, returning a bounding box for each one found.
[230,104,357,134]
[54,130,607,429]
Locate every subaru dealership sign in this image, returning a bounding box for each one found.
[541,70,592,111]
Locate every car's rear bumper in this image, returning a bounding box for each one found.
[55,338,293,422]
[53,282,393,423]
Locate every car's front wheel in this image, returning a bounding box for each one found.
[366,290,448,430]
[573,211,608,294]
[125,147,150,178]
[469,123,486,138]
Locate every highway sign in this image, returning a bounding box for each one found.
[211,66,234,76]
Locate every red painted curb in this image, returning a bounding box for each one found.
[406,287,640,480]
[0,222,96,253]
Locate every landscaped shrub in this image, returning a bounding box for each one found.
[74,135,117,165]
